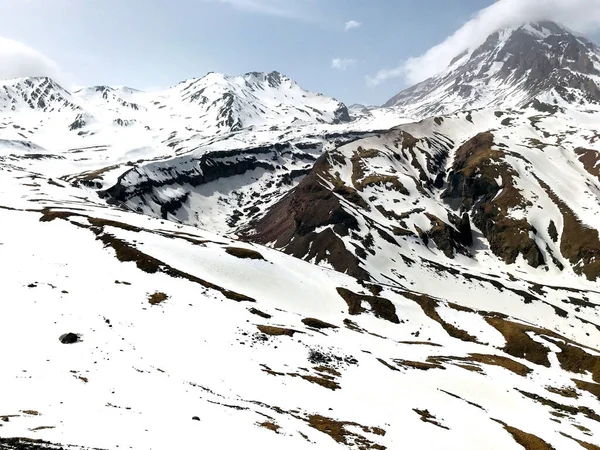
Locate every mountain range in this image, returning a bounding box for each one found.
[1,21,600,450]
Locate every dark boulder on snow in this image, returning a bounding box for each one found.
[59,333,81,344]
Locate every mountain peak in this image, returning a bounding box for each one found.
[384,21,600,117]
[0,76,78,113]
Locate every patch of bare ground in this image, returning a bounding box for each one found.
[393,359,445,371]
[401,292,479,343]
[1,415,19,422]
[225,247,265,260]
[397,341,442,347]
[413,409,449,430]
[148,292,168,305]
[258,421,280,434]
[484,316,551,367]
[552,340,600,383]
[468,353,532,376]
[575,148,600,183]
[545,386,579,399]
[534,175,600,280]
[485,313,600,379]
[428,355,483,373]
[493,420,555,450]
[68,164,120,184]
[573,379,600,400]
[439,390,486,410]
[424,353,530,376]
[257,325,298,337]
[356,175,409,195]
[560,432,600,450]
[336,288,400,324]
[38,208,79,222]
[0,437,95,450]
[308,414,386,450]
[260,365,341,391]
[249,308,271,319]
[516,389,600,423]
[357,148,381,159]
[314,366,342,377]
[300,375,341,391]
[343,319,364,333]
[302,318,338,329]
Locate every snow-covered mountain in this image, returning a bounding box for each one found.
[0,77,80,113]
[385,21,600,118]
[2,22,600,450]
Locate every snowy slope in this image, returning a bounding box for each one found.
[385,21,600,118]
[1,137,600,450]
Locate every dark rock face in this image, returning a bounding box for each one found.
[443,132,544,267]
[336,287,400,324]
[0,436,93,449]
[424,212,473,258]
[384,21,600,115]
[333,103,351,123]
[245,153,370,280]
[59,333,80,344]
[103,146,277,206]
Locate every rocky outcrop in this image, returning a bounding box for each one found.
[244,153,370,280]
[424,212,472,258]
[443,132,545,267]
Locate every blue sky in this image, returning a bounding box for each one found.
[0,0,599,105]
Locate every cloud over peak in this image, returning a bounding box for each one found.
[0,37,62,82]
[367,0,600,87]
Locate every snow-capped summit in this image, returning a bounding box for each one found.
[73,85,145,112]
[165,70,350,132]
[0,77,80,113]
[385,21,600,117]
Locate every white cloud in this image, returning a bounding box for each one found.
[0,36,62,82]
[345,20,361,31]
[367,0,600,87]
[331,58,357,71]
[211,0,310,17]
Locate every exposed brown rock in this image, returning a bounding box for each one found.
[402,292,479,343]
[485,316,551,367]
[225,247,265,260]
[413,409,449,430]
[245,153,370,280]
[336,288,400,324]
[301,318,338,329]
[493,420,555,450]
[257,325,298,337]
[576,148,600,183]
[424,212,472,258]
[307,414,386,450]
[443,132,544,267]
[573,379,600,400]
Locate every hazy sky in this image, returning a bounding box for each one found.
[1,0,599,105]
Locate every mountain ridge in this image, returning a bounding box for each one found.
[384,21,600,117]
